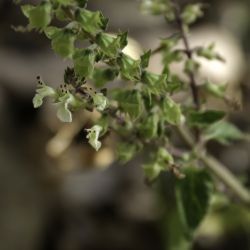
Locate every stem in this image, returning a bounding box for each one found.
[177,125,250,205]
[174,5,201,110]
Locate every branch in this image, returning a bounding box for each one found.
[174,5,201,110]
[177,125,250,205]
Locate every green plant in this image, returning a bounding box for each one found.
[17,0,250,247]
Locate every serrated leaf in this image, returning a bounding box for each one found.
[204,121,244,144]
[76,9,108,35]
[73,48,96,78]
[33,83,56,108]
[162,97,182,125]
[21,2,52,29]
[117,54,141,81]
[141,71,168,95]
[96,32,127,58]
[86,125,102,151]
[188,110,225,127]
[175,167,213,234]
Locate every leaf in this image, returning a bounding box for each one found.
[117,54,141,81]
[141,71,168,95]
[96,32,127,58]
[73,48,96,78]
[76,9,108,35]
[204,121,244,144]
[139,113,159,140]
[181,4,203,25]
[140,50,151,68]
[143,147,174,181]
[86,125,103,151]
[175,167,213,234]
[92,92,109,111]
[33,83,56,108]
[196,43,225,62]
[117,142,138,163]
[21,2,52,29]
[91,68,118,87]
[114,90,143,119]
[50,29,76,58]
[188,110,225,127]
[162,97,182,125]
[204,82,226,98]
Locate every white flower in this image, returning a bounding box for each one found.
[92,92,109,111]
[33,83,56,108]
[86,125,103,151]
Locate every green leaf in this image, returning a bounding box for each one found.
[141,71,168,95]
[181,4,203,25]
[50,29,76,58]
[114,90,143,119]
[21,2,52,29]
[204,121,244,144]
[117,54,141,81]
[73,48,96,78]
[92,92,109,111]
[33,83,56,108]
[139,113,159,140]
[162,97,182,125]
[204,82,226,98]
[175,167,213,234]
[196,43,224,62]
[140,0,169,15]
[91,68,118,87]
[184,59,200,74]
[143,147,174,181]
[188,110,225,127]
[117,142,138,163]
[96,32,127,58]
[86,125,103,151]
[76,9,108,35]
[140,50,151,68]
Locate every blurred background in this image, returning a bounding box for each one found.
[0,0,250,250]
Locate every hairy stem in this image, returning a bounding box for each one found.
[177,125,250,205]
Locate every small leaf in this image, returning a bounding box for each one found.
[175,167,213,234]
[140,50,151,68]
[96,32,127,57]
[139,113,159,140]
[162,97,182,125]
[181,4,203,25]
[91,68,118,87]
[188,110,225,127]
[92,92,109,111]
[86,125,103,151]
[117,142,138,163]
[142,71,168,95]
[114,90,143,119]
[117,54,141,81]
[51,29,76,58]
[21,2,52,29]
[143,162,165,181]
[204,81,226,98]
[76,9,108,35]
[73,48,96,78]
[204,121,244,144]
